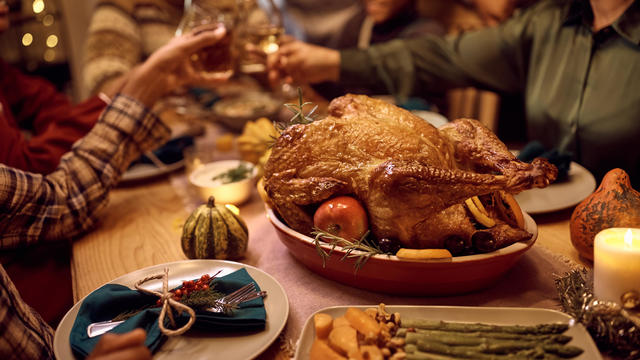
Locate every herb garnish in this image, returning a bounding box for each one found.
[212,163,254,184]
[311,229,391,272]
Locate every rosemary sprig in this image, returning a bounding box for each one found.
[275,87,317,133]
[311,228,389,272]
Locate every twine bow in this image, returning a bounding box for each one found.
[134,267,196,336]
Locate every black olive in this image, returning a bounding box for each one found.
[444,236,468,256]
[378,238,401,254]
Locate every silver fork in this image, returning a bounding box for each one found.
[86,283,267,338]
[206,283,267,313]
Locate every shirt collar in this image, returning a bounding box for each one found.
[563,0,640,45]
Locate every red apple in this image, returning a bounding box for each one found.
[313,196,369,242]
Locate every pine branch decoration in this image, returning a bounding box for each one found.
[555,269,640,359]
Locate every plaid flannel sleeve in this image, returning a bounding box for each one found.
[0,94,170,248]
[0,263,55,360]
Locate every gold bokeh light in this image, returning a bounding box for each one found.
[46,34,58,48]
[21,33,33,46]
[32,0,45,14]
[43,49,55,62]
[42,14,54,26]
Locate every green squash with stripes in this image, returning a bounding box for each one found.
[181,196,248,260]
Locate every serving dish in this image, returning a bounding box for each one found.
[295,305,601,360]
[189,160,257,205]
[54,260,289,360]
[267,208,538,296]
[212,92,281,132]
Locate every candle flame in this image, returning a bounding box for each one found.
[624,229,633,248]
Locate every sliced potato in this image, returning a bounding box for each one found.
[333,316,351,329]
[345,307,380,339]
[328,325,359,356]
[314,313,334,339]
[310,339,347,360]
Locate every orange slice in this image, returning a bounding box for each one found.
[396,248,453,260]
[496,191,525,229]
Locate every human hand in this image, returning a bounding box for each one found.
[120,25,230,107]
[267,40,340,86]
[86,329,151,360]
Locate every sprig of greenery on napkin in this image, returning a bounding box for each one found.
[69,268,266,358]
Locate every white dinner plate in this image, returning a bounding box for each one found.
[514,161,596,214]
[120,160,185,184]
[411,110,450,128]
[54,260,289,360]
[295,305,601,360]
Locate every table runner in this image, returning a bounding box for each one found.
[170,173,578,345]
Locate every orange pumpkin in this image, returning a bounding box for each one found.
[570,168,640,260]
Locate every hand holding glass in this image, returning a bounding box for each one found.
[237,0,284,74]
[176,2,236,79]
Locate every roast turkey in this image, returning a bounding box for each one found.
[264,94,557,250]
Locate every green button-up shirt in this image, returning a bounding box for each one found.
[340,0,640,185]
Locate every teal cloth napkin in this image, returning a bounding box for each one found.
[517,140,572,182]
[69,268,266,358]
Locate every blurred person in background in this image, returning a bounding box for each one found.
[269,0,640,187]
[0,5,229,355]
[83,0,185,96]
[338,0,445,49]
[273,0,445,107]
[282,0,361,48]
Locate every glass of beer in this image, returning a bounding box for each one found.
[176,0,237,79]
[236,0,284,74]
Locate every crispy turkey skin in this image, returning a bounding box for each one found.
[264,94,557,249]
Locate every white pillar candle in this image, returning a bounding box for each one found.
[594,228,640,304]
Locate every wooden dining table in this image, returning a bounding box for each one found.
[69,137,595,359]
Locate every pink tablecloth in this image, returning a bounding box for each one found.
[170,174,578,345]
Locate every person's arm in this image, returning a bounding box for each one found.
[0,26,227,249]
[0,94,169,248]
[0,263,55,359]
[339,6,536,100]
[271,6,535,101]
[0,261,151,360]
[0,61,106,174]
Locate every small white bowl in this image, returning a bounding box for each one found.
[189,160,257,205]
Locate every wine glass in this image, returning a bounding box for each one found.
[236,0,284,74]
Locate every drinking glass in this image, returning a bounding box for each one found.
[176,0,237,79]
[236,0,284,74]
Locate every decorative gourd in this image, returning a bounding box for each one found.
[570,168,640,260]
[181,196,249,260]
